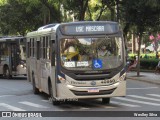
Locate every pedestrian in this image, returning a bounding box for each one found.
[127,56,138,72]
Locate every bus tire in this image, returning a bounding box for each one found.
[102,98,110,104]
[49,83,60,105]
[32,74,39,94]
[3,66,12,79]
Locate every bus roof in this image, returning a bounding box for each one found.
[37,23,59,30]
[26,21,120,37]
[26,24,60,37]
[61,21,118,25]
[0,36,24,42]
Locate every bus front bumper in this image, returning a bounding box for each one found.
[55,81,126,100]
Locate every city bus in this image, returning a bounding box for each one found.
[0,36,26,78]
[26,21,127,105]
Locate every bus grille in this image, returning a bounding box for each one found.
[70,88,116,96]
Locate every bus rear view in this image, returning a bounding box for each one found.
[0,36,26,78]
[56,21,126,104]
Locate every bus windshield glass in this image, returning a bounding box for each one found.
[60,36,123,70]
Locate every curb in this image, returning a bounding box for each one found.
[127,77,160,85]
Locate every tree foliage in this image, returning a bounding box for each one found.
[0,0,160,76]
[0,0,44,35]
[121,0,160,76]
[0,0,160,39]
[61,0,89,21]
[0,0,64,35]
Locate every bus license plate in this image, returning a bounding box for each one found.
[88,88,99,93]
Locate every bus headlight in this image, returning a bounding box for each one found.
[20,62,26,68]
[58,75,66,81]
[20,64,26,68]
[119,73,126,81]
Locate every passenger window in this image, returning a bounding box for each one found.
[51,40,55,66]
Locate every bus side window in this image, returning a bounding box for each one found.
[26,42,30,58]
[0,44,1,62]
[51,40,55,66]
[37,41,40,60]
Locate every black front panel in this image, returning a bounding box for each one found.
[61,65,123,81]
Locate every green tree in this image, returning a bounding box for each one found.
[0,0,44,35]
[62,0,89,21]
[88,0,109,21]
[39,0,61,23]
[121,0,160,76]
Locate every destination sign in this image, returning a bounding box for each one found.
[60,22,119,35]
[76,26,104,32]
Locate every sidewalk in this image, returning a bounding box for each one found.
[127,71,160,85]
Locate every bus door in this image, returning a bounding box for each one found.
[39,37,46,92]
[10,42,20,72]
[50,39,57,97]
[36,40,42,90]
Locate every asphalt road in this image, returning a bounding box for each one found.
[0,76,160,119]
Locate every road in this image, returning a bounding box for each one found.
[0,76,160,119]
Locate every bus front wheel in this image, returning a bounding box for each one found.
[3,66,12,79]
[102,98,110,104]
[49,83,60,105]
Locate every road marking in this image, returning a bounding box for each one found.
[127,87,158,90]
[104,106,117,108]
[80,107,90,110]
[41,99,52,103]
[85,101,116,109]
[147,94,160,98]
[19,101,49,108]
[114,97,160,106]
[127,95,160,102]
[0,103,26,111]
[38,100,99,110]
[0,95,15,98]
[41,100,49,102]
[111,101,140,107]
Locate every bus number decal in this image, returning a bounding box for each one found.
[77,61,89,67]
[64,61,75,67]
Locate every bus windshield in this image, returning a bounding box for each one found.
[60,36,123,71]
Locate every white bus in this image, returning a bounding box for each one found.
[0,36,26,78]
[26,21,127,105]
